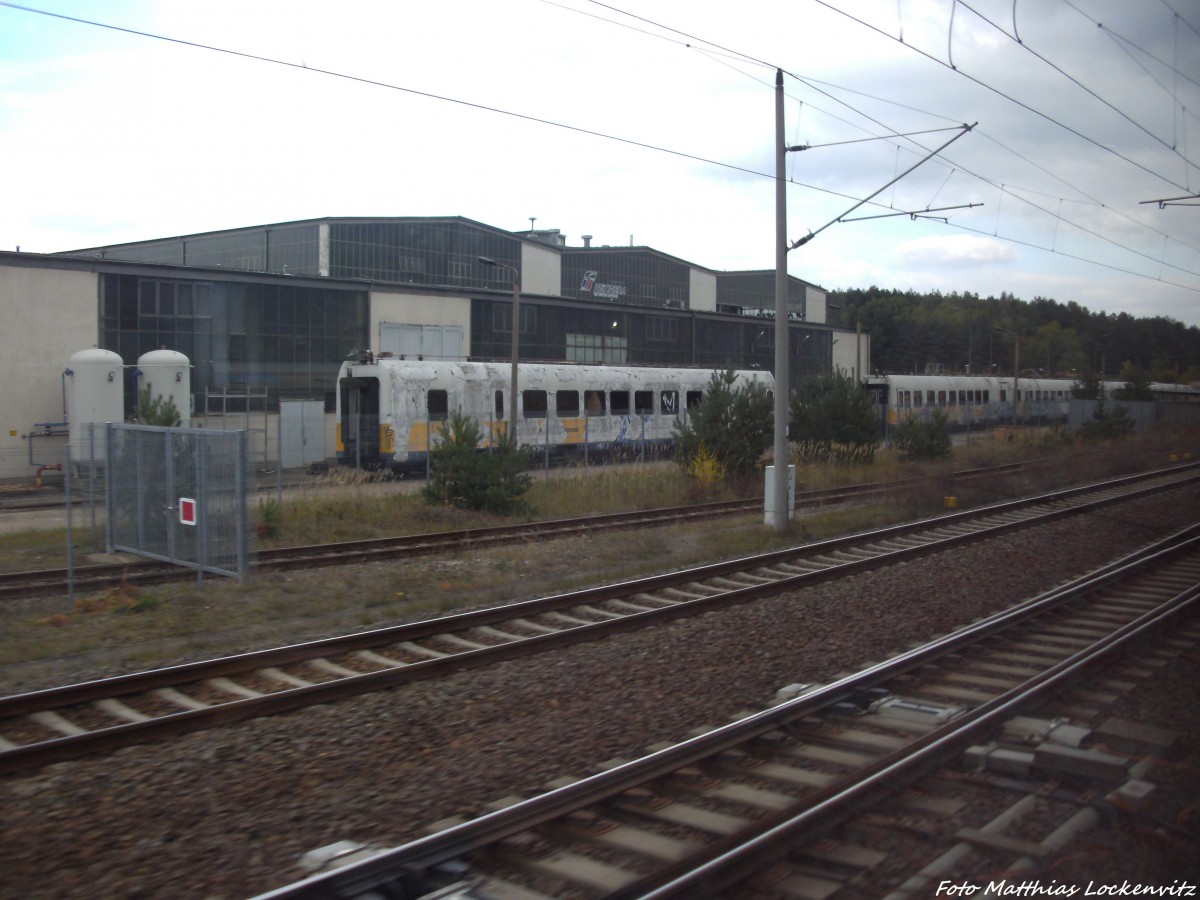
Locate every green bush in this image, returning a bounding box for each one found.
[789,372,880,464]
[422,411,533,514]
[891,410,953,461]
[673,368,773,482]
[136,387,182,427]
[1079,401,1135,442]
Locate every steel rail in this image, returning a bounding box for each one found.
[249,526,1200,900]
[0,458,1045,600]
[0,467,1196,775]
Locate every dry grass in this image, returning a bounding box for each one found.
[1,425,1196,690]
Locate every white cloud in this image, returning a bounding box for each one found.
[894,235,1017,268]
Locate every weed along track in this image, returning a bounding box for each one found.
[0,458,1044,601]
[1,466,1196,774]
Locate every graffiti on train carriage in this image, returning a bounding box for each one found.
[336,356,772,474]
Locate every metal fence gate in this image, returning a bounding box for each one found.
[106,424,249,579]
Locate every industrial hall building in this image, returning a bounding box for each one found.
[0,215,870,481]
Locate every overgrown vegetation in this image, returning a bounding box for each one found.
[890,410,954,461]
[1078,401,1136,442]
[788,371,880,464]
[3,423,1196,687]
[421,411,533,515]
[673,368,773,483]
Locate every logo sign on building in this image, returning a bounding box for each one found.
[580,270,627,301]
[179,497,197,526]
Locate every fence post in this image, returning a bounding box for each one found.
[236,429,248,580]
[105,424,116,554]
[65,438,74,605]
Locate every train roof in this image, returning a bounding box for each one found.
[339,356,773,385]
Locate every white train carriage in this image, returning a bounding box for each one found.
[336,355,772,473]
[864,374,1200,434]
[866,374,1087,432]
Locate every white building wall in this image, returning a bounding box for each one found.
[521,242,561,296]
[370,288,472,357]
[831,328,872,384]
[806,285,828,323]
[0,265,101,480]
[689,269,716,311]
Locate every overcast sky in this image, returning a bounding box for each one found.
[3,0,1198,327]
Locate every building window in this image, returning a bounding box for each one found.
[646,316,677,343]
[100,273,367,413]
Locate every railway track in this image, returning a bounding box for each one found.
[0,458,1085,601]
[1,465,1195,776]
[251,521,1200,899]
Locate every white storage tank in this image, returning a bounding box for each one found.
[65,348,125,465]
[137,349,191,427]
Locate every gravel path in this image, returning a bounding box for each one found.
[2,486,1197,899]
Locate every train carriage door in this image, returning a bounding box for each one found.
[339,376,380,464]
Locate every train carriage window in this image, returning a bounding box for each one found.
[929,390,938,406]
[660,390,679,415]
[610,390,630,416]
[556,390,579,416]
[983,390,989,402]
[584,390,605,416]
[914,391,923,408]
[958,391,966,405]
[1000,389,1007,402]
[427,389,448,421]
[494,390,504,420]
[937,391,947,406]
[522,390,547,419]
[686,390,703,410]
[634,390,654,416]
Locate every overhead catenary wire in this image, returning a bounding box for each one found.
[811,0,1197,194]
[3,0,1197,301]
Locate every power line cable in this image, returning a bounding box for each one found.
[958,0,1198,171]
[4,0,1197,298]
[574,2,1200,276]
[811,0,1196,194]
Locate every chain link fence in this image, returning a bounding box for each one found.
[103,424,249,579]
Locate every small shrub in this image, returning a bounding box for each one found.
[687,444,725,488]
[422,411,533,515]
[136,387,182,427]
[1079,401,1135,442]
[674,368,773,482]
[257,497,282,540]
[891,411,953,461]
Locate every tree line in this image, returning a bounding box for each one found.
[829,287,1200,384]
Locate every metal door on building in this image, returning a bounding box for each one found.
[279,400,326,469]
[106,424,248,579]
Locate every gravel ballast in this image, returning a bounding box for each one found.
[2,486,1198,899]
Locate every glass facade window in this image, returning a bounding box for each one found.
[329,221,519,288]
[561,251,690,309]
[80,223,323,276]
[100,274,368,412]
[716,272,807,319]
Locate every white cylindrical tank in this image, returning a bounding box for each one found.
[137,349,191,427]
[66,348,124,464]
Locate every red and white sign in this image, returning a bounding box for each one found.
[179,498,197,526]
